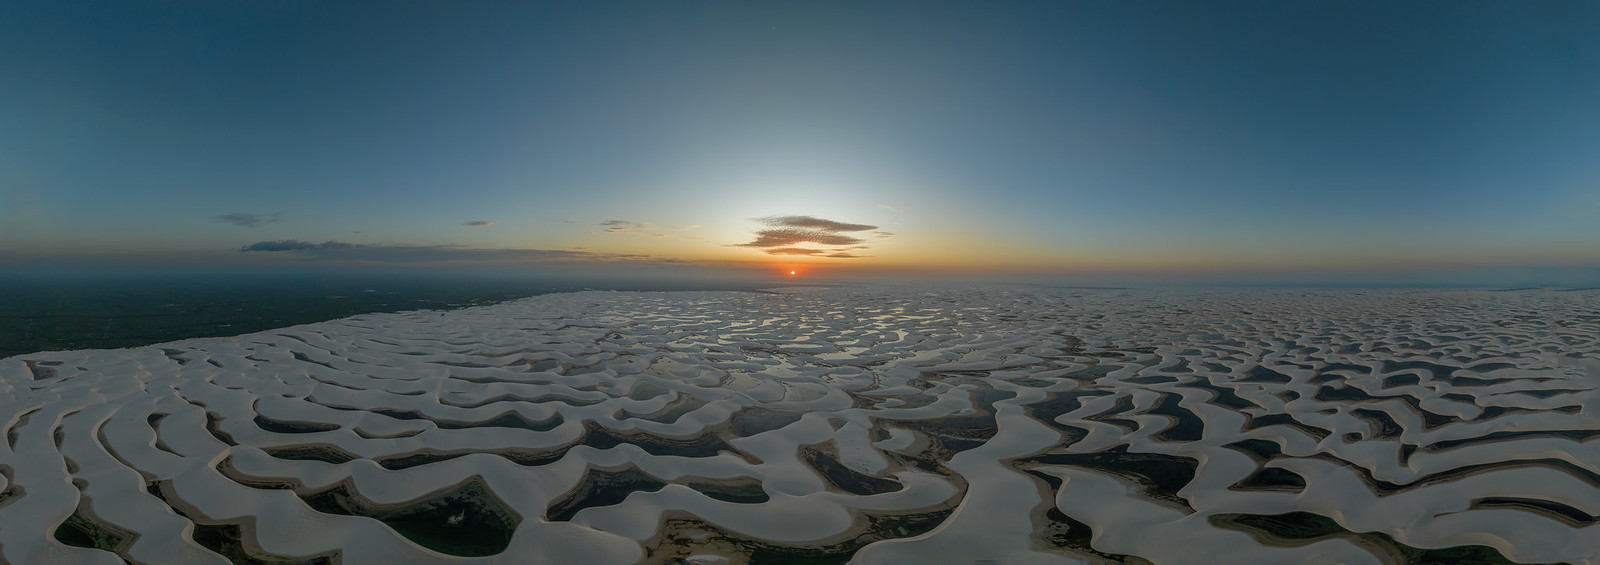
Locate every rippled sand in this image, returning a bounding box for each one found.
[2,286,1598,564]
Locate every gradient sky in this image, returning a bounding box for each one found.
[3,1,1598,282]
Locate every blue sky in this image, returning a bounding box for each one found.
[3,1,1597,282]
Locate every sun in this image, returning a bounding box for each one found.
[789,270,797,276]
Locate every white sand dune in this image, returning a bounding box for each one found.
[2,286,1598,564]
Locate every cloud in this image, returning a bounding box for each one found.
[303,246,611,263]
[763,247,825,255]
[747,248,867,258]
[240,239,354,252]
[735,215,887,257]
[240,240,650,263]
[464,220,495,227]
[872,231,894,238]
[755,215,877,232]
[599,220,653,234]
[216,213,283,228]
[878,204,904,214]
[735,228,865,248]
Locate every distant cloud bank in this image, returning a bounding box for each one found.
[735,215,882,258]
[464,220,495,227]
[215,212,283,228]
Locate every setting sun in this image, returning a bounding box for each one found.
[789,270,797,276]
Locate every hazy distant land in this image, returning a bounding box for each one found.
[2,286,1598,564]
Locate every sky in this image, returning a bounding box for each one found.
[3,1,1598,284]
